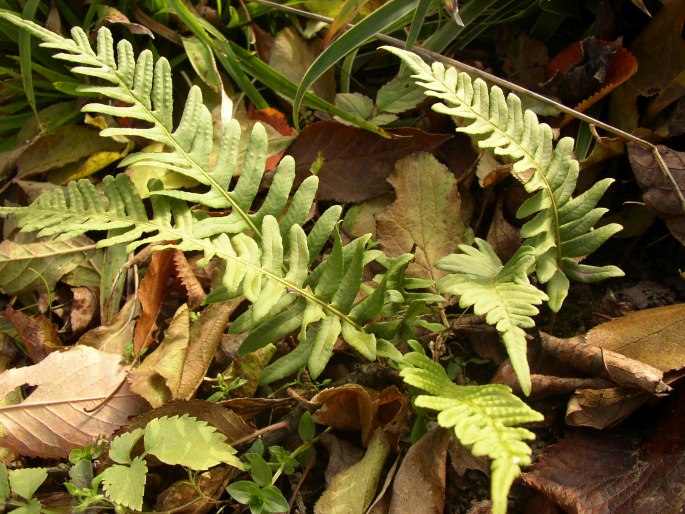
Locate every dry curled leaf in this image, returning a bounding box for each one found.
[312,384,409,446]
[0,345,148,458]
[389,428,450,514]
[539,332,669,394]
[627,143,685,245]
[3,305,63,363]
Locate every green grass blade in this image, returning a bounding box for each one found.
[18,0,41,118]
[293,0,418,129]
[228,43,388,136]
[167,0,268,109]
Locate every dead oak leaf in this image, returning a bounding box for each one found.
[288,121,451,203]
[0,345,148,458]
[525,387,685,514]
[376,152,468,283]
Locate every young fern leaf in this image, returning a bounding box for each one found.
[400,352,543,514]
[437,239,548,395]
[0,11,317,242]
[382,46,623,311]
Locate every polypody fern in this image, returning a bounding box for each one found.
[0,11,400,380]
[383,46,624,395]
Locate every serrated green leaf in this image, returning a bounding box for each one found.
[109,428,145,465]
[100,457,147,510]
[376,76,426,114]
[9,498,41,514]
[144,415,243,470]
[7,468,47,501]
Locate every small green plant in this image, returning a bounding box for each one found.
[227,412,318,514]
[206,373,249,402]
[0,462,48,513]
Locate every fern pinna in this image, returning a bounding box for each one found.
[0,11,404,380]
[401,352,543,514]
[383,47,623,394]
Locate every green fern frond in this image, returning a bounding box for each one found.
[382,47,623,311]
[437,239,548,395]
[0,12,315,242]
[400,352,543,514]
[0,170,386,379]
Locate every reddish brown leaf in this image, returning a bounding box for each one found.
[389,428,450,514]
[565,387,651,429]
[627,143,685,245]
[134,248,176,353]
[525,389,685,513]
[171,250,206,309]
[312,384,410,446]
[545,37,637,122]
[288,121,451,202]
[3,305,63,363]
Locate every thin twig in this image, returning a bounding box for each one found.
[247,0,685,213]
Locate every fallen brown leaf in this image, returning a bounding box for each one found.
[389,428,450,514]
[526,387,685,513]
[0,345,148,458]
[288,121,451,202]
[3,305,63,363]
[565,387,651,429]
[134,249,176,353]
[377,152,467,283]
[171,250,206,309]
[312,384,410,446]
[539,332,669,394]
[586,303,685,372]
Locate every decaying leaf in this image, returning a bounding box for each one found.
[134,249,176,353]
[0,345,148,458]
[269,27,336,103]
[3,306,63,363]
[15,125,128,180]
[129,301,241,406]
[312,384,410,446]
[526,388,685,513]
[585,303,685,372]
[171,250,206,309]
[0,236,97,294]
[627,143,685,245]
[78,297,140,355]
[377,152,468,283]
[539,332,669,394]
[565,387,651,429]
[288,121,451,202]
[388,428,450,514]
[314,428,391,514]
